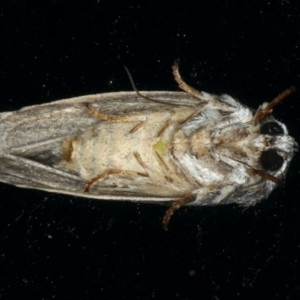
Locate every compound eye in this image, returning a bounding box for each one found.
[260,122,284,135]
[260,149,284,171]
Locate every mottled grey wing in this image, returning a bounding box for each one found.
[0,91,200,200]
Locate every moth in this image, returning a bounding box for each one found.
[0,62,297,229]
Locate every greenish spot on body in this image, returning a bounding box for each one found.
[153,138,166,155]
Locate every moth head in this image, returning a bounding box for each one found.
[207,87,298,185]
[247,87,298,183]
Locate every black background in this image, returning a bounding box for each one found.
[1,1,300,299]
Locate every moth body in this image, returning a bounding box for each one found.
[0,63,297,228]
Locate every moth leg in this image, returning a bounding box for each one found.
[172,61,204,100]
[154,151,169,171]
[85,103,142,122]
[154,109,176,137]
[129,121,146,134]
[156,117,171,137]
[162,195,195,231]
[162,185,239,230]
[124,66,182,106]
[84,169,138,192]
[179,108,203,126]
[133,151,149,173]
[125,66,198,107]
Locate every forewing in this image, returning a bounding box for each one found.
[0,92,200,200]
